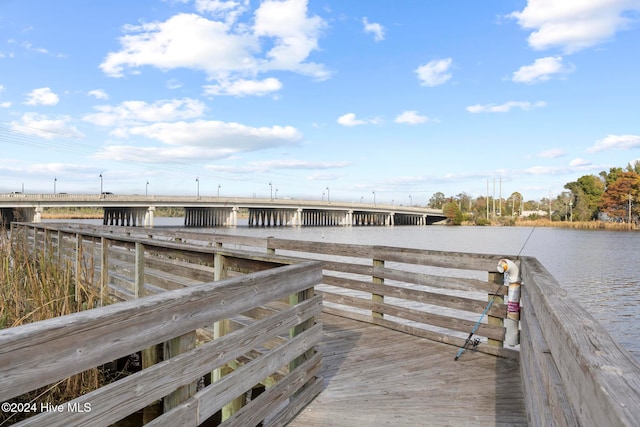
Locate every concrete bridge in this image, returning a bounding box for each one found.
[0,193,446,227]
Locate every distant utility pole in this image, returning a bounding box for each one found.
[486,179,489,219]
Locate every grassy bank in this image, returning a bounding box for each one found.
[516,219,636,230]
[0,231,104,424]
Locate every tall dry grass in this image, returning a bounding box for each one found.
[516,219,636,230]
[0,230,105,424]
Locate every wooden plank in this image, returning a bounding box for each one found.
[152,324,323,426]
[0,262,322,402]
[374,265,508,294]
[221,352,322,427]
[520,291,576,427]
[15,295,322,427]
[268,237,373,258]
[288,313,525,426]
[372,245,506,271]
[323,274,507,318]
[520,256,640,427]
[163,331,197,412]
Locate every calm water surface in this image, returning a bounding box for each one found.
[70,219,640,362]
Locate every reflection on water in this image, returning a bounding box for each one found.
[54,219,640,362]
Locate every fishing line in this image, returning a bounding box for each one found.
[454,225,537,361]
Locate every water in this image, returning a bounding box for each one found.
[53,218,640,362]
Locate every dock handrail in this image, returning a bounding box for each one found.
[14,222,515,357]
[1,225,323,426]
[520,256,640,426]
[8,222,640,426]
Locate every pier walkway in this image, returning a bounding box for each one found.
[290,313,526,427]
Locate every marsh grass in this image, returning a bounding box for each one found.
[517,219,635,230]
[0,230,106,424]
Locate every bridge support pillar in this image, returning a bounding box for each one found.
[144,207,155,228]
[33,207,43,223]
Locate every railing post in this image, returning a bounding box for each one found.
[266,236,276,255]
[289,286,315,371]
[134,242,144,298]
[372,258,384,319]
[212,246,244,420]
[487,271,505,348]
[163,332,197,412]
[100,237,109,306]
[75,233,82,303]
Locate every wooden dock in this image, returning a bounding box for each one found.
[3,222,640,427]
[290,313,526,427]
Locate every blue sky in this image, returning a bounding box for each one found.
[1,0,639,205]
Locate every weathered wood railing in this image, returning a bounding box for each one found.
[15,222,514,357]
[520,256,640,426]
[2,224,323,426]
[9,222,640,427]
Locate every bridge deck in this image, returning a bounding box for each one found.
[289,313,527,427]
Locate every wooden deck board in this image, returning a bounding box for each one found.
[289,313,527,427]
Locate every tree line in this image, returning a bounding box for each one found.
[428,161,640,225]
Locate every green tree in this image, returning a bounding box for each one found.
[428,192,446,209]
[564,174,604,220]
[600,167,624,188]
[443,201,463,225]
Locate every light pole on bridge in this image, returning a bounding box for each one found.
[218,184,221,197]
[54,177,57,195]
[409,195,412,206]
[269,182,273,200]
[196,177,200,199]
[146,181,149,196]
[99,173,103,195]
[372,191,376,206]
[326,187,330,203]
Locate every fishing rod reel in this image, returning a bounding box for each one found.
[454,337,482,360]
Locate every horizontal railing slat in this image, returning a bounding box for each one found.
[153,323,323,426]
[0,262,322,403]
[14,295,321,427]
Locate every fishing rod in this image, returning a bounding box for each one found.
[454,225,536,361]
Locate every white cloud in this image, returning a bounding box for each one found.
[10,113,84,139]
[112,120,301,147]
[570,158,592,167]
[253,0,329,79]
[415,58,452,87]
[509,0,640,53]
[100,13,258,79]
[394,111,434,125]
[24,87,59,106]
[203,77,282,96]
[194,0,249,24]
[466,101,546,113]
[83,98,206,127]
[260,159,350,170]
[95,120,302,163]
[588,134,640,152]
[101,1,330,83]
[166,79,183,89]
[538,148,566,158]
[512,56,573,84]
[88,89,109,100]
[363,17,385,41]
[337,112,382,127]
[203,159,350,176]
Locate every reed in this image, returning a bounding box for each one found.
[0,230,105,424]
[516,219,635,230]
